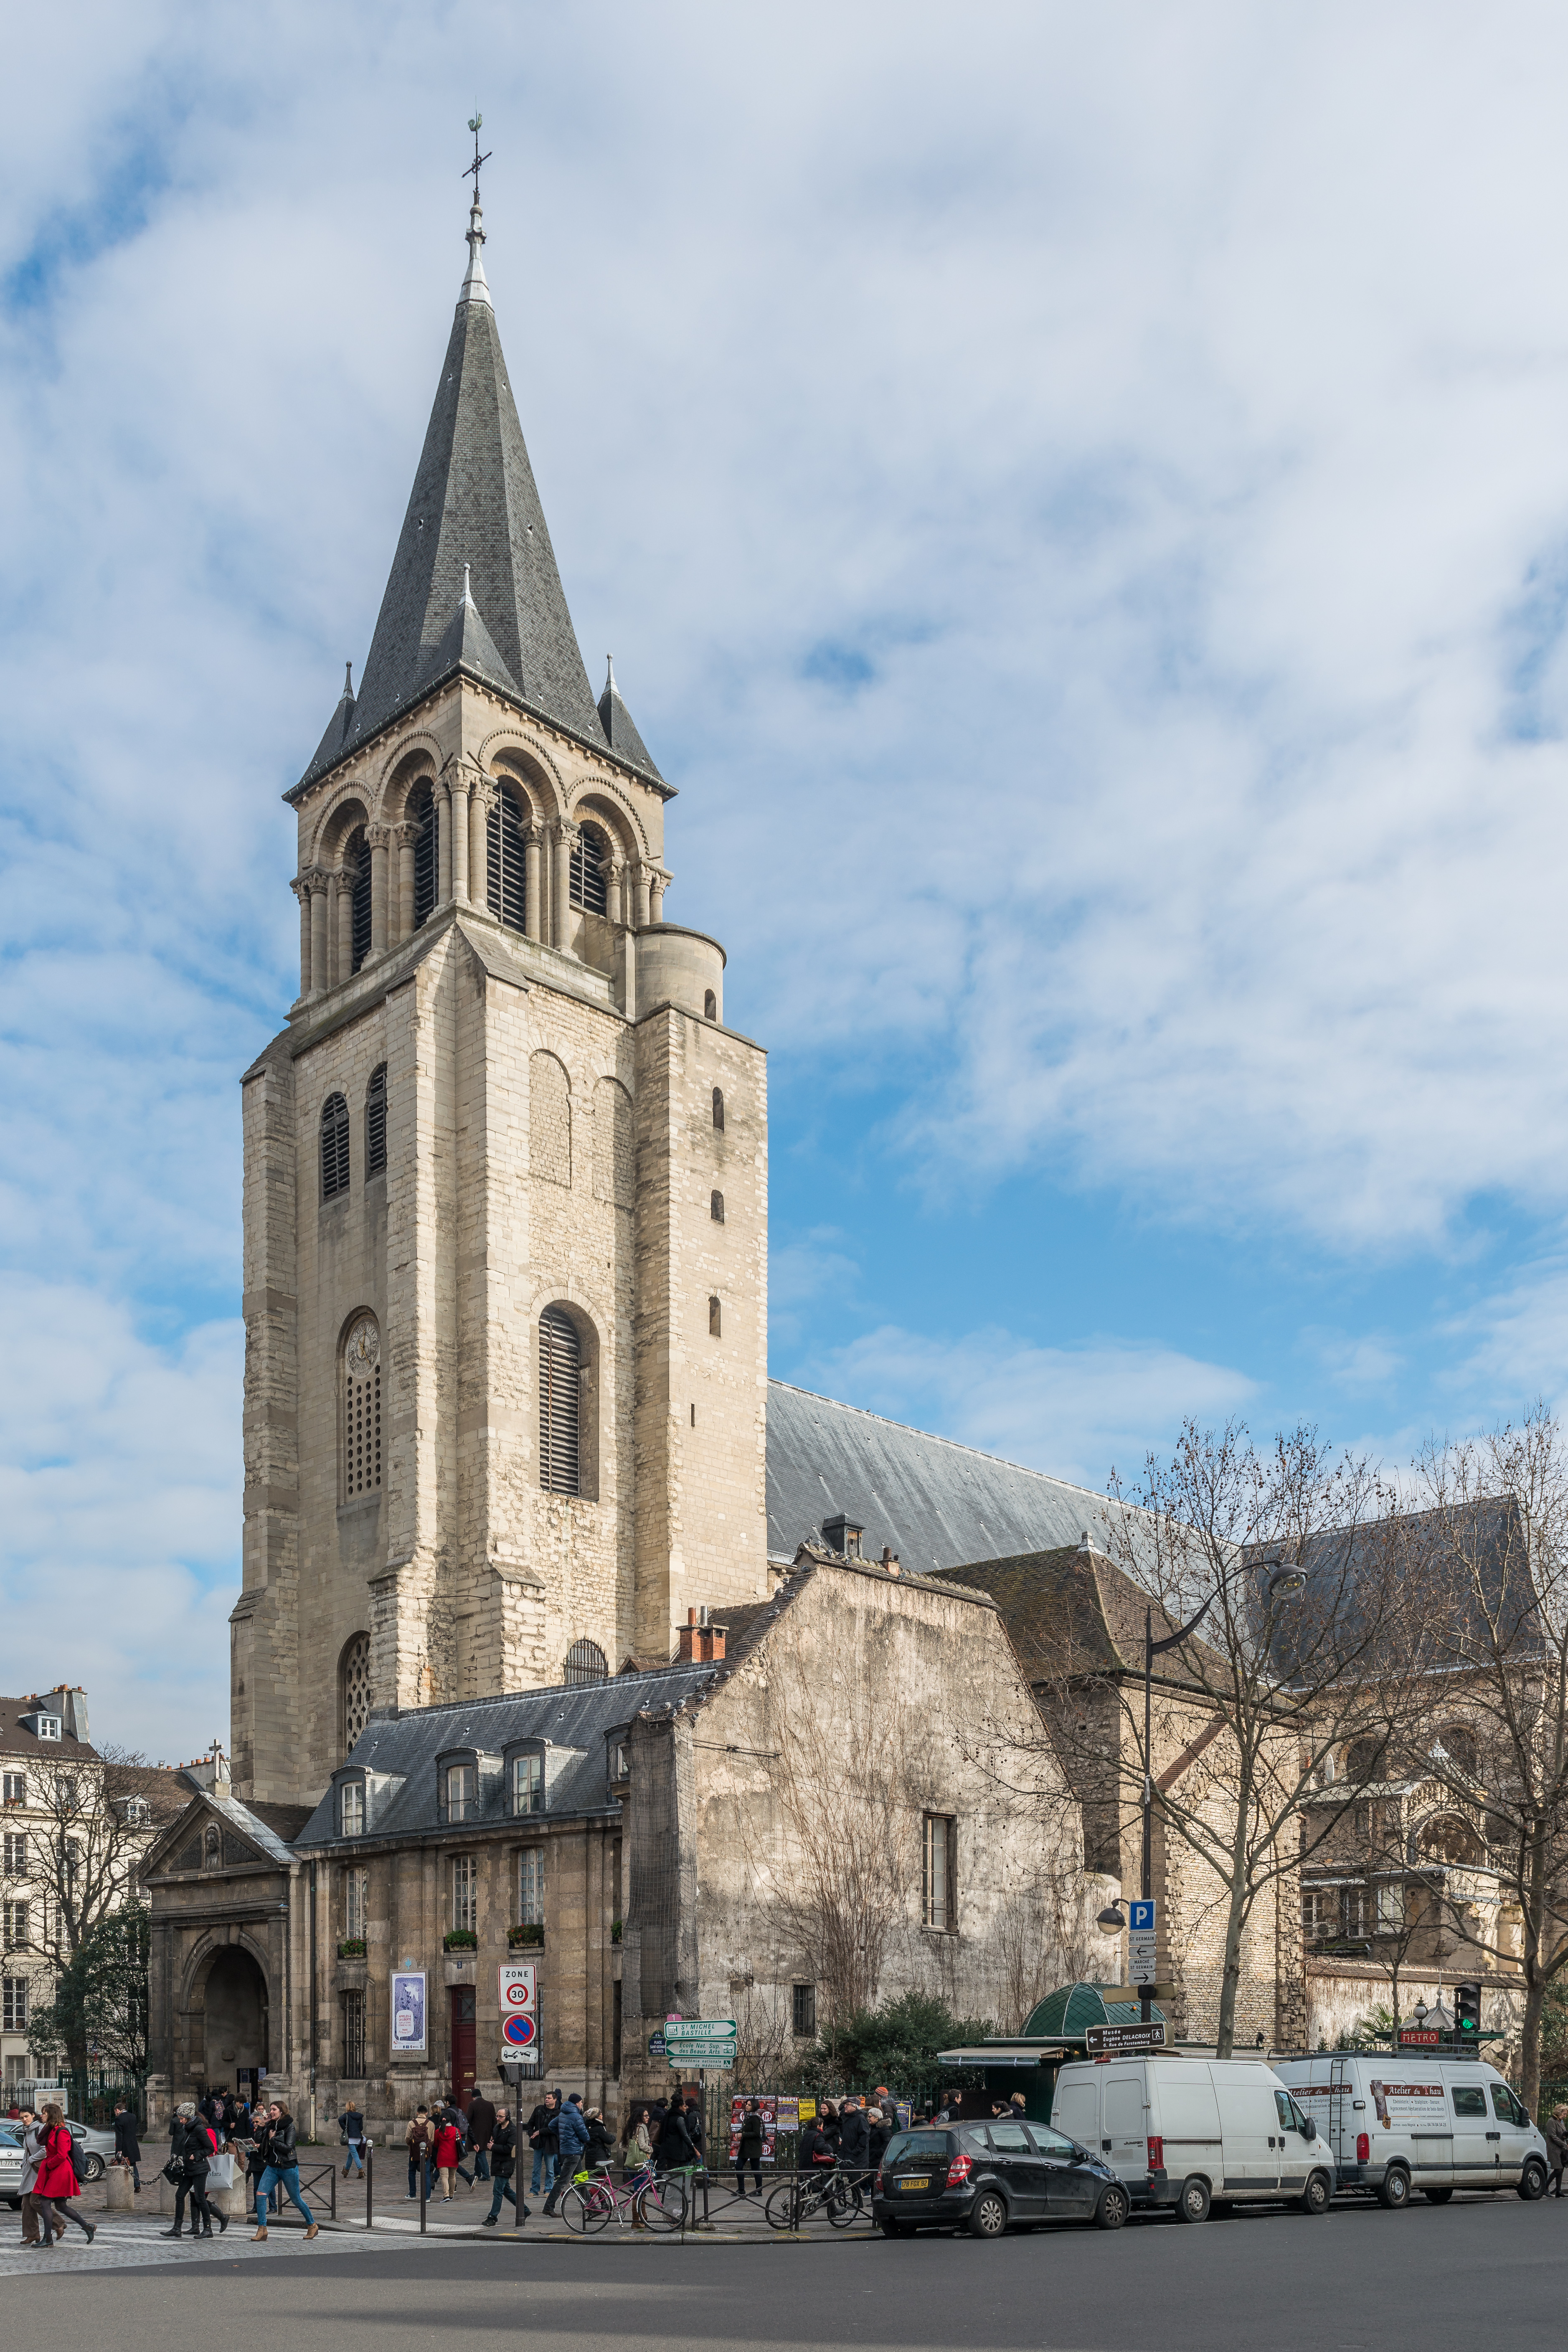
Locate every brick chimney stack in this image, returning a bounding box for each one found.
[676,1606,727,1663]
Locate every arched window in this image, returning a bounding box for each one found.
[365,1066,387,1177]
[539,1307,581,1495]
[712,1087,724,1131]
[709,1295,722,1337]
[487,782,528,931]
[703,990,716,1021]
[710,1190,725,1223]
[565,1638,608,1687]
[1438,1724,1479,1779]
[1346,1737,1385,1785]
[340,1632,371,1758]
[348,831,371,973]
[321,1094,350,1200]
[570,822,609,916]
[408,781,436,930]
[203,1824,222,1871]
[342,1317,382,1498]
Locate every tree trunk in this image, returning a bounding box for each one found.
[1521,1971,1546,2115]
[1214,1860,1251,2060]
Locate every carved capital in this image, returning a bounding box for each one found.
[290,875,310,905]
[522,820,546,848]
[467,776,497,816]
[554,819,581,849]
[365,822,393,850]
[303,866,332,898]
[392,821,420,848]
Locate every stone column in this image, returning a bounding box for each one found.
[366,824,392,960]
[524,824,544,942]
[622,928,637,1022]
[650,869,669,925]
[606,857,625,929]
[633,863,652,930]
[308,870,330,998]
[335,868,355,984]
[468,777,494,915]
[436,784,453,906]
[553,821,578,953]
[393,822,418,944]
[292,876,312,1000]
[448,769,472,904]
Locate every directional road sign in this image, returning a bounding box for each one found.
[665,2017,737,2068]
[1085,2021,1167,2055]
[1128,1898,1159,1987]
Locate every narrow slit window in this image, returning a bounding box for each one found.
[710,1190,724,1223]
[539,1307,581,1495]
[487,783,528,932]
[321,1093,351,1200]
[922,1813,957,1931]
[342,1987,365,2077]
[709,1295,722,1337]
[570,822,609,916]
[518,1847,544,1927]
[409,783,436,929]
[350,848,372,972]
[703,989,716,1021]
[365,1066,387,1176]
[451,1851,477,1929]
[711,1086,724,1130]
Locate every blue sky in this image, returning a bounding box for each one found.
[6,1,1568,1749]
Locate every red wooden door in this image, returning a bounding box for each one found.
[450,1987,477,2108]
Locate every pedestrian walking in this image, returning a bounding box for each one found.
[1549,2106,1568,2197]
[18,2108,58,2247]
[33,2103,96,2248]
[584,2107,614,2166]
[249,2101,318,2240]
[338,2100,366,2178]
[837,2096,870,2203]
[112,2096,143,2193]
[735,2097,765,2197]
[544,2093,589,2213]
[435,2112,461,2200]
[163,2101,225,2239]
[873,2086,898,2130]
[405,2107,435,2200]
[526,2091,559,2200]
[620,2104,653,2187]
[867,2102,894,2173]
[480,2106,531,2228]
[467,2089,497,2185]
[655,2097,700,2174]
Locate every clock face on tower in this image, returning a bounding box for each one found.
[345,1317,380,1377]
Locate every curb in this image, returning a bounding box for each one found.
[312,2219,876,2248]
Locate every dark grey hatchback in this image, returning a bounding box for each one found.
[873,2120,1129,2239]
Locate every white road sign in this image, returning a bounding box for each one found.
[1128,1898,1158,1985]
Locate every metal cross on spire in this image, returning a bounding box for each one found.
[464,112,492,204]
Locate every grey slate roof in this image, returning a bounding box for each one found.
[597,658,663,783]
[206,1791,304,1868]
[764,1379,1123,1576]
[297,246,607,791]
[294,1663,721,1849]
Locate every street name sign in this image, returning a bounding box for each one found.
[665,2017,737,2068]
[1084,2021,1167,2055]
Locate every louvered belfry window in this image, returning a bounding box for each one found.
[539,1306,581,1495]
[321,1093,351,1200]
[350,849,372,973]
[487,784,527,931]
[565,1638,608,1687]
[570,822,609,916]
[366,1066,387,1176]
[343,1317,382,1498]
[409,782,436,929]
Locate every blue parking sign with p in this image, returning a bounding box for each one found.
[1129,1900,1155,1931]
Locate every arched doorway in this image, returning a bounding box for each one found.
[201,1946,269,2096]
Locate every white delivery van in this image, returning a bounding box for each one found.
[1050,2055,1334,2223]
[1272,2052,1550,2208]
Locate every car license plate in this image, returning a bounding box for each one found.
[899,2177,930,2192]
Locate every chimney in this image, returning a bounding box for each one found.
[676,1607,727,1664]
[49,1686,89,1743]
[880,1546,901,1577]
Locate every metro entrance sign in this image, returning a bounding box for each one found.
[665,2016,737,2069]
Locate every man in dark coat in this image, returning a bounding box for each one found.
[467,2091,497,2185]
[525,2091,559,2200]
[735,2098,766,2197]
[112,2098,142,2193]
[481,2107,530,2228]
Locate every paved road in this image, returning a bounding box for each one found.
[7,2192,1568,2344]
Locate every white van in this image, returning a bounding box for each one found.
[1050,2055,1335,2223]
[1271,2052,1550,2207]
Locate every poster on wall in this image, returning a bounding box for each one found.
[774,2098,799,2133]
[727,2093,779,2165]
[391,1970,427,2057]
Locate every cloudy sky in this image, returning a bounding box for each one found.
[5,1,1568,1748]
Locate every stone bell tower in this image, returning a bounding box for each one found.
[230,190,768,1810]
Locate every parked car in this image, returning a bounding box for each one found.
[0,2124,23,2208]
[1050,2055,1335,2222]
[873,2118,1129,2238]
[1273,2053,1550,2206]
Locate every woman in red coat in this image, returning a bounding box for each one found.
[35,2104,96,2246]
[435,2115,460,2200]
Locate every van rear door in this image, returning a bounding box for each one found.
[1213,2067,1279,2195]
[1049,2070,1100,2157]
[1488,2080,1533,2184]
[1102,2070,1147,2182]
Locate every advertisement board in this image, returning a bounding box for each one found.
[728,2094,779,2165]
[391,1970,427,2057]
[775,2097,799,2132]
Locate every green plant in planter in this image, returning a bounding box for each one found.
[507,1922,544,1948]
[443,1928,478,1951]
[337,1937,368,1959]
[611,1919,623,1944]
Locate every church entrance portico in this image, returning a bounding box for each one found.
[200,1944,270,2093]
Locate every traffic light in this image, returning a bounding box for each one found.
[1455,1982,1482,2038]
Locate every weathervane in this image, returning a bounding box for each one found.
[464,112,492,205]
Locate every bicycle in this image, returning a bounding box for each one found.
[764,2166,863,2230]
[556,2162,689,2234]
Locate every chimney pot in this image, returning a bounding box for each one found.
[687,1607,698,1626]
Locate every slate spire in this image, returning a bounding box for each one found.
[597,654,663,783]
[297,193,606,787]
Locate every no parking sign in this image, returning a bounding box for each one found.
[499,1963,538,2055]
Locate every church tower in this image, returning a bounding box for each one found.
[231,192,768,1809]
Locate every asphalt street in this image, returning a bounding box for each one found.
[8,2193,1568,2348]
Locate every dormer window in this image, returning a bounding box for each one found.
[446,1763,477,1822]
[512,1753,543,1817]
[118,1796,151,1827]
[341,1781,365,1837]
[22,1713,61,1742]
[606,1731,631,1787]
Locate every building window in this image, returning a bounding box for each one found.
[711,1086,724,1131]
[613,1979,622,2077]
[710,1190,724,1223]
[366,1066,388,1176]
[487,783,528,931]
[340,1631,372,1757]
[321,1093,351,1200]
[349,837,372,973]
[1303,1888,1332,1944]
[570,822,609,916]
[2,1775,23,1805]
[342,1986,365,2078]
[3,1903,30,1949]
[342,1319,382,1499]
[452,1853,477,1932]
[2,1834,25,1873]
[565,1639,609,1687]
[518,1847,544,1927]
[2,1977,26,2031]
[1376,1883,1405,1933]
[539,1307,581,1496]
[446,1764,477,1824]
[119,1796,150,1827]
[512,1754,543,1816]
[708,1296,721,1337]
[409,781,436,929]
[703,990,716,1021]
[340,1783,365,1838]
[55,1776,77,1813]
[61,1836,80,1890]
[1343,1887,1372,1940]
[923,1814,957,1932]
[345,1866,368,1939]
[792,1983,816,2039]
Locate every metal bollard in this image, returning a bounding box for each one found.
[366,2141,373,2231]
[419,2147,427,2234]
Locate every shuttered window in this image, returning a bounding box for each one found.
[487,784,528,931]
[570,822,609,916]
[539,1307,581,1494]
[410,784,436,929]
[565,1638,608,1687]
[342,1987,365,2077]
[321,1093,350,1199]
[350,852,372,972]
[343,1319,381,1497]
[366,1066,387,1176]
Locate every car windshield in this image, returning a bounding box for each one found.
[883,2132,951,2164]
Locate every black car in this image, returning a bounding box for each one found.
[873,2119,1129,2238]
